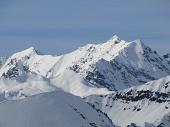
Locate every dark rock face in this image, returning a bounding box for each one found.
[2,64,29,79]
[163,53,170,64]
[1,57,31,81]
[0,53,33,81]
[164,55,169,59]
[163,54,170,59]
[85,70,113,90]
[70,64,80,73]
[114,90,170,103]
[127,123,139,127]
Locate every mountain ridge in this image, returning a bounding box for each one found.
[0,35,170,97]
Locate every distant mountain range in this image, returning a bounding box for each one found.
[0,35,170,127]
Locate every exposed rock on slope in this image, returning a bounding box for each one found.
[85,75,170,127]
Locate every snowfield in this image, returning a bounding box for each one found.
[0,91,115,127]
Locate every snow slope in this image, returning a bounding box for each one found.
[85,75,170,127]
[0,91,115,127]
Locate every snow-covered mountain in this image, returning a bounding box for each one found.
[85,75,170,127]
[0,47,112,97]
[0,35,170,127]
[0,35,170,97]
[66,36,170,90]
[0,91,115,127]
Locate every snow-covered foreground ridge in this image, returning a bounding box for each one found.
[85,75,170,127]
[0,35,170,98]
[0,91,115,127]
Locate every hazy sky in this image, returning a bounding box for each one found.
[0,0,170,56]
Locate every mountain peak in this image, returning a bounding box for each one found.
[132,39,144,46]
[27,46,35,51]
[106,35,121,44]
[24,46,42,55]
[24,46,36,53]
[111,34,120,40]
[10,47,42,59]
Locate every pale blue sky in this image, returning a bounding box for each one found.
[0,0,170,56]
